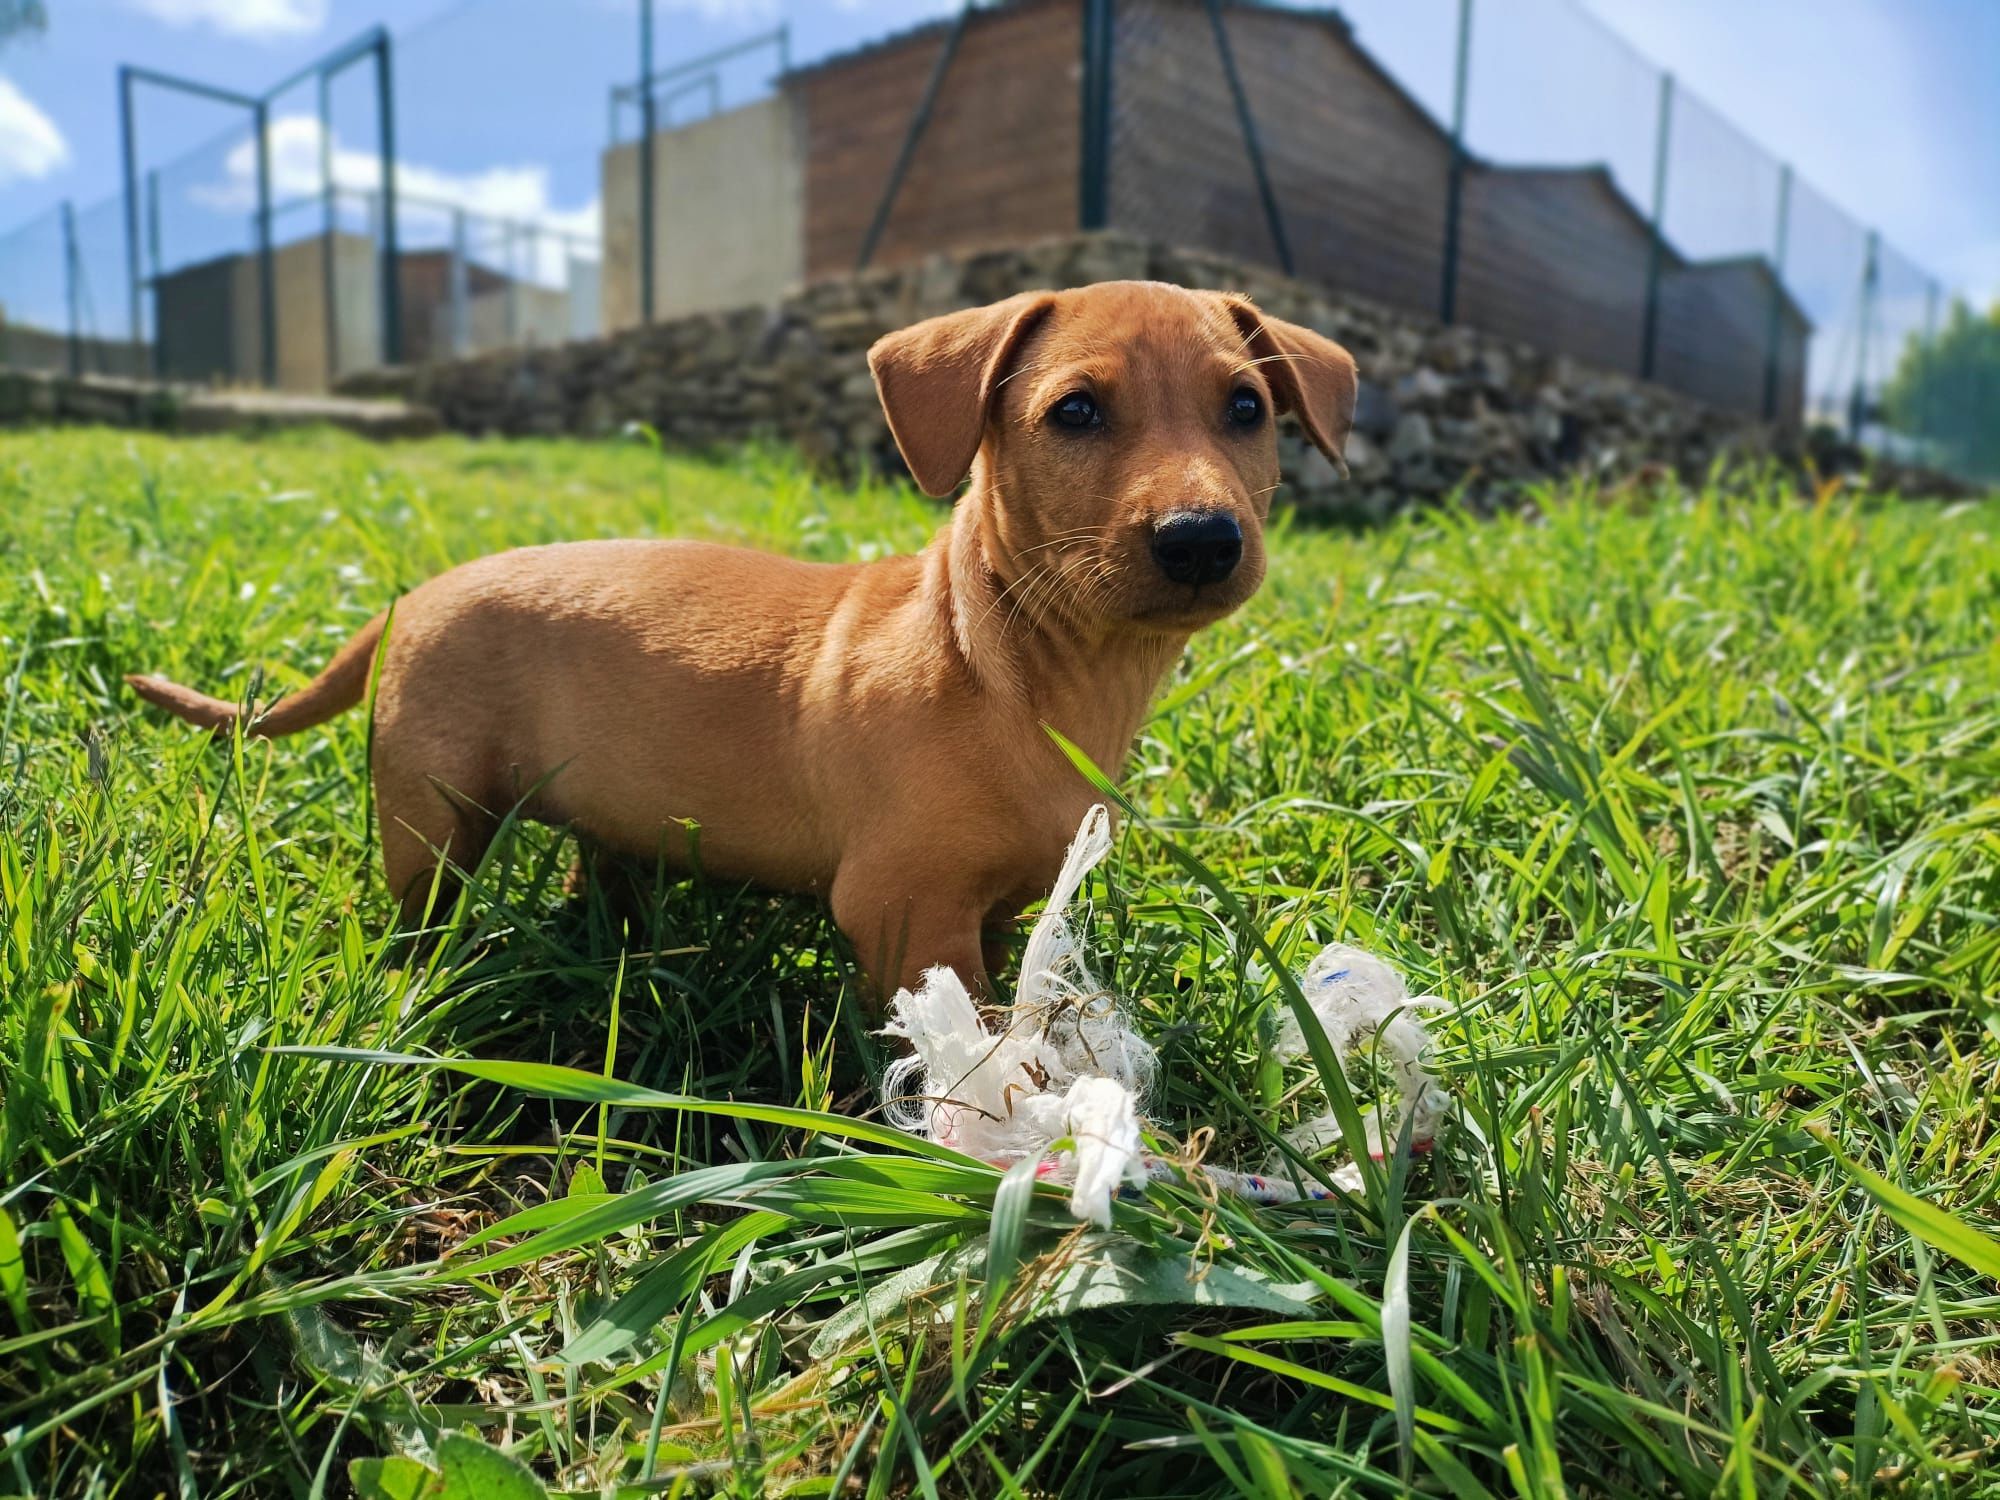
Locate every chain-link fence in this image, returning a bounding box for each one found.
[2,0,1989,482]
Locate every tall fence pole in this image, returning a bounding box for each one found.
[1761,163,1792,423]
[253,97,277,387]
[1438,0,1472,322]
[1638,71,1674,380]
[505,220,520,345]
[145,169,163,376]
[373,29,402,365]
[1078,0,1113,231]
[1919,277,1940,446]
[450,207,469,357]
[638,0,656,323]
[1848,228,1879,441]
[318,67,338,384]
[119,66,142,353]
[858,1,974,270]
[61,200,81,378]
[1206,0,1291,276]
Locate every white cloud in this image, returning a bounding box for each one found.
[0,75,68,187]
[194,115,601,284]
[123,0,327,41]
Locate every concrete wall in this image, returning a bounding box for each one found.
[0,320,149,378]
[465,282,573,353]
[155,232,378,390]
[601,94,806,330]
[155,254,247,383]
[272,233,381,391]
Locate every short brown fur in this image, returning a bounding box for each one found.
[129,282,1356,998]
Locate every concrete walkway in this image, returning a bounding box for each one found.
[1,368,440,439]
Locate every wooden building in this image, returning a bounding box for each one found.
[611,0,1810,424]
[1656,258,1810,421]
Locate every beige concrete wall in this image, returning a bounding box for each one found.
[0,320,149,377]
[601,94,805,331]
[330,235,383,378]
[465,282,573,353]
[268,233,381,391]
[154,234,378,390]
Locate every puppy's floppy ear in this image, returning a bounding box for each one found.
[1221,296,1358,476]
[867,291,1056,498]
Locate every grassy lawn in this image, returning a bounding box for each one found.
[3,426,1999,1497]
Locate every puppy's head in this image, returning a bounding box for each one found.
[869,281,1356,635]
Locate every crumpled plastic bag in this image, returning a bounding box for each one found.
[881,805,1447,1226]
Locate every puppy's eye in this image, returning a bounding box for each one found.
[1227,388,1264,428]
[1050,392,1102,430]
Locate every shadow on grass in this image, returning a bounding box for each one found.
[399,820,890,1163]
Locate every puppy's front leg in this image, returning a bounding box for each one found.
[831,862,990,1007]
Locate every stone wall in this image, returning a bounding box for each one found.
[345,232,1956,512]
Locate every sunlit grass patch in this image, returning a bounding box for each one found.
[2,426,1998,1495]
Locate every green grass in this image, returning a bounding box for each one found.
[3,426,1999,1497]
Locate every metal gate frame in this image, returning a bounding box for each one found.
[119,24,401,386]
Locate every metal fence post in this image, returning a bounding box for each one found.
[1439,0,1471,322]
[146,170,163,376]
[450,207,469,356]
[374,29,402,365]
[638,0,656,324]
[1078,0,1113,231]
[1761,163,1792,422]
[61,200,81,377]
[318,68,338,383]
[1848,228,1879,440]
[1919,277,1939,445]
[505,220,520,345]
[1206,0,1291,276]
[119,66,142,353]
[253,97,277,387]
[1638,71,1674,380]
[525,224,541,336]
[858,1,974,270]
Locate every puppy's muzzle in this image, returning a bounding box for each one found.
[1151,511,1243,587]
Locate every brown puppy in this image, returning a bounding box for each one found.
[128,282,1355,997]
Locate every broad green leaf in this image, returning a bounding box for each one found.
[49,1202,117,1355]
[433,1431,548,1500]
[348,1455,440,1500]
[0,1207,34,1336]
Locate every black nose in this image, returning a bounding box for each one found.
[1151,512,1243,586]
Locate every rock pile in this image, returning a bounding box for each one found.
[349,232,1974,511]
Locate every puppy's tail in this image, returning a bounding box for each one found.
[127,612,387,738]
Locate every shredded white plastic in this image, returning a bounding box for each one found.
[880,805,1448,1226]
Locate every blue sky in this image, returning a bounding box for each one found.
[2,0,1994,349]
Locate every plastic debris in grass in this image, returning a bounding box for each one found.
[881,805,1450,1226]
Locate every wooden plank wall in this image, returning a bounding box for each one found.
[1657,261,1807,425]
[786,0,1801,422]
[1104,2,1453,315]
[791,0,1081,277]
[1456,169,1651,377]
